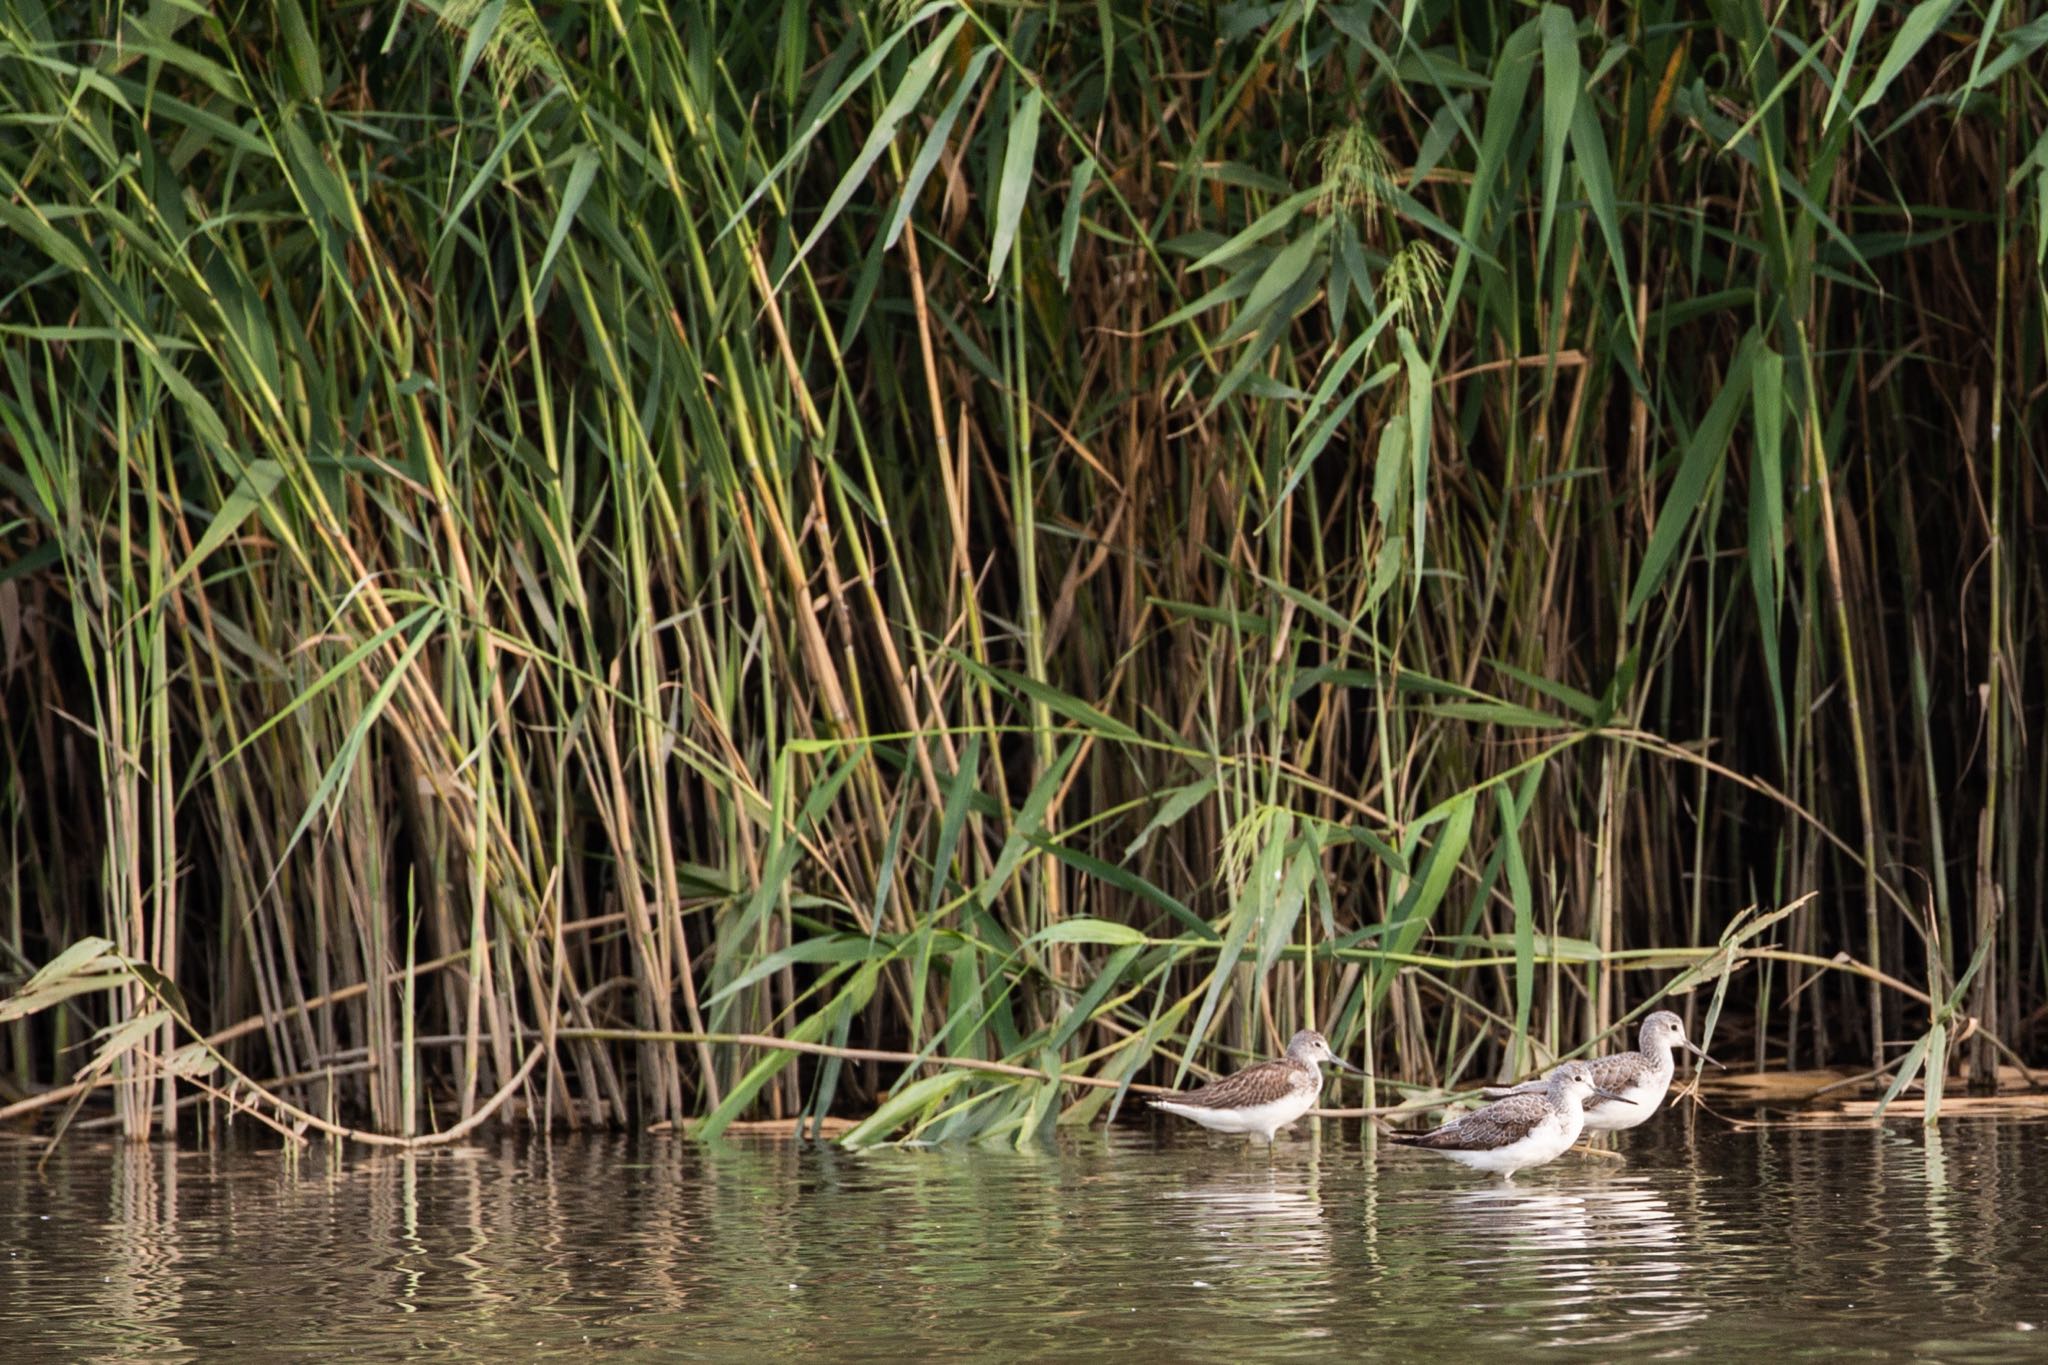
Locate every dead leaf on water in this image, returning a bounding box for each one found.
[1698,1069,1860,1103]
[1700,1066,2048,1124]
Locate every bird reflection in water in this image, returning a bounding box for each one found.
[1166,1165,1331,1270]
[1441,1178,1701,1347]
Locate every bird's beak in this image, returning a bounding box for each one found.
[1592,1087,1636,1105]
[1331,1056,1366,1075]
[1685,1039,1725,1069]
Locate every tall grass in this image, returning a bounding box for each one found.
[0,0,2042,1145]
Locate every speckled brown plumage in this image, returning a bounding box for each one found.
[1154,1058,1321,1112]
[1147,1029,1358,1142]
[1480,1010,1710,1129]
[1386,1090,1555,1152]
[1579,1051,1659,1115]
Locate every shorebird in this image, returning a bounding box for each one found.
[1384,1060,1632,1180]
[1482,1010,1720,1133]
[1148,1029,1363,1143]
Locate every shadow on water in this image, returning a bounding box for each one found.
[2,1116,2046,1360]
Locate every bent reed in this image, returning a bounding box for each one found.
[0,0,2043,1147]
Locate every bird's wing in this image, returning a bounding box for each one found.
[1589,1053,1637,1089]
[1583,1054,1656,1111]
[1486,1052,1653,1105]
[1152,1060,1306,1110]
[1392,1092,1552,1150]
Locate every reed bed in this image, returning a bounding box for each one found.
[0,0,2043,1146]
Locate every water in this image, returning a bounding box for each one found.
[2,1117,2044,1360]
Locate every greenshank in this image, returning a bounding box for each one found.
[1149,1029,1363,1143]
[1482,1010,1720,1133]
[1385,1060,1632,1180]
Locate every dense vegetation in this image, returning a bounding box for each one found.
[1,0,2043,1146]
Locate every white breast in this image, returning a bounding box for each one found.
[1580,1069,1673,1132]
[1438,1108,1581,1175]
[1152,1088,1317,1141]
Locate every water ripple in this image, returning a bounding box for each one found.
[1,1118,2045,1359]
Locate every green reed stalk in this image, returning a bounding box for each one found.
[0,0,2040,1147]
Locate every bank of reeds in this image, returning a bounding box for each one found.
[0,0,2043,1146]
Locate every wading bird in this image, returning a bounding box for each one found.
[1149,1029,1363,1144]
[1385,1060,1632,1181]
[1481,1010,1720,1133]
